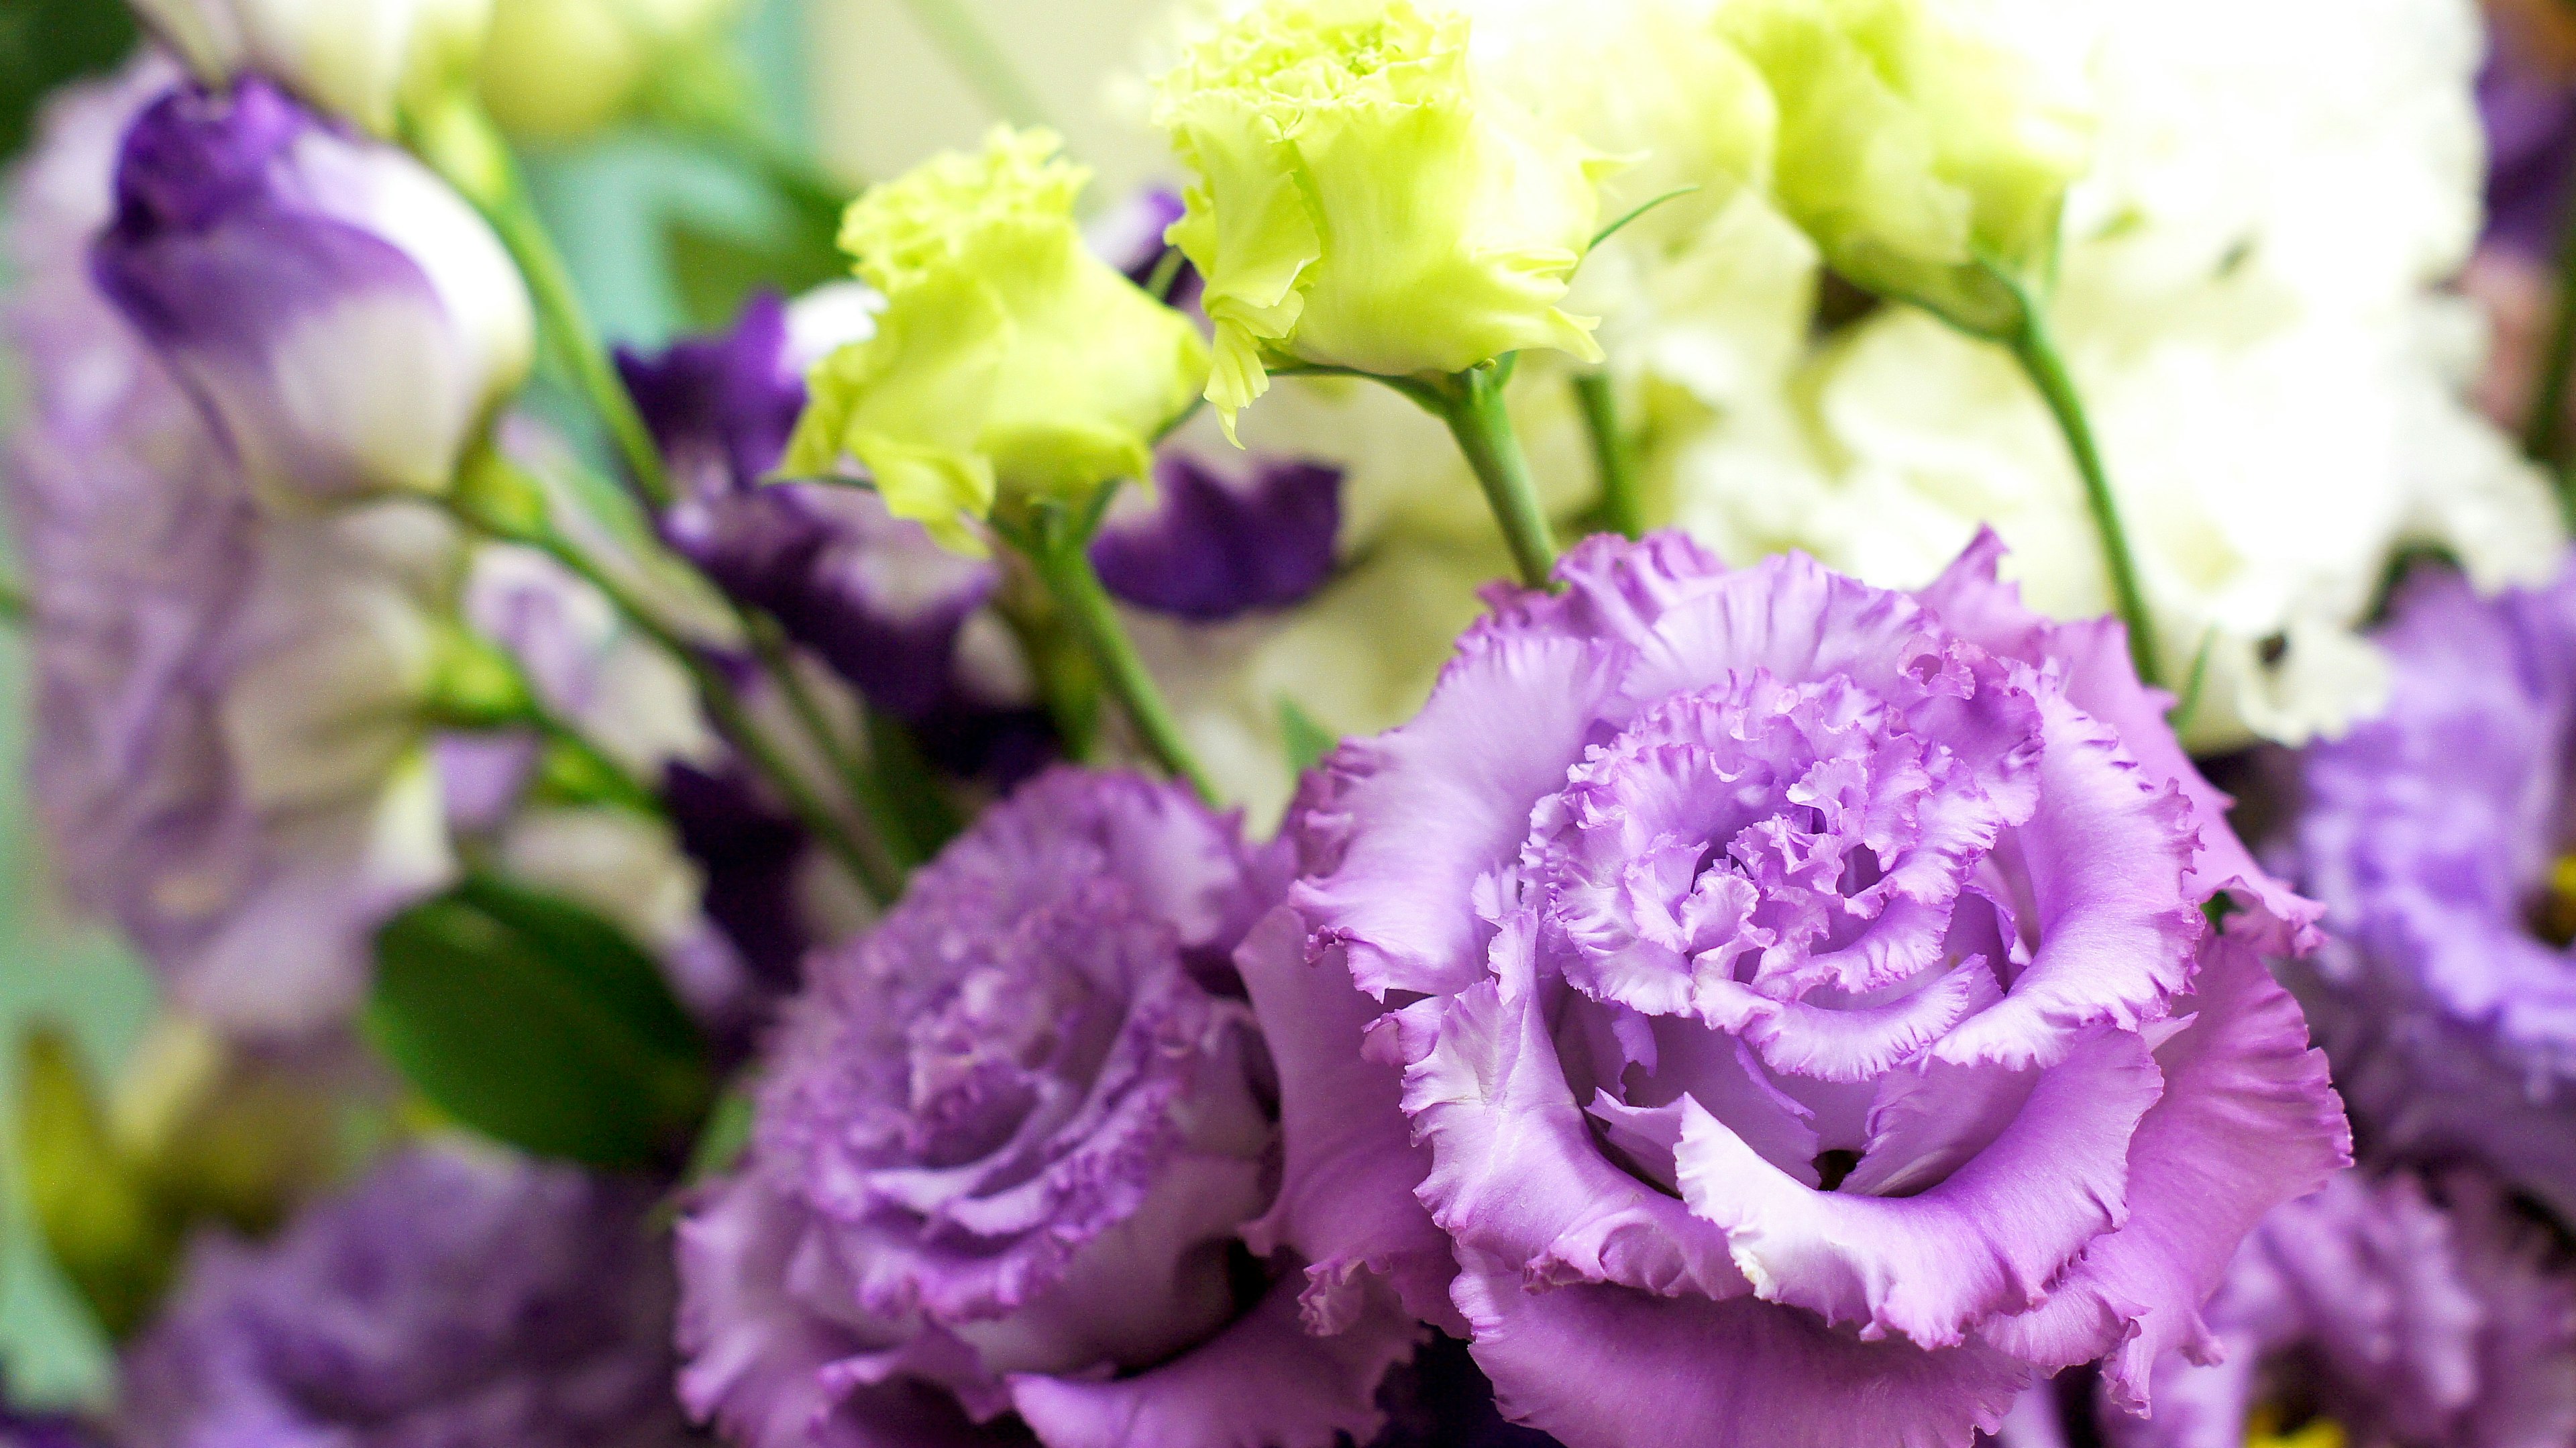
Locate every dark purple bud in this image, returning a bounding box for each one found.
[661,760,813,998]
[615,293,806,503]
[2482,51,2576,261]
[1091,450,1343,621]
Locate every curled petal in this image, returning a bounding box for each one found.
[1977,939,2350,1408]
[1234,907,1462,1335]
[1006,1275,1418,1448]
[1674,1027,2163,1349]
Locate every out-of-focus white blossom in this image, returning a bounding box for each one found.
[126,0,491,134]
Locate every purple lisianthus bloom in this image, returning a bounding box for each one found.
[90,76,531,503]
[1091,451,1343,621]
[2106,1169,2576,1448]
[677,768,1451,1448]
[2294,558,2576,1221]
[1291,531,2348,1448]
[120,1145,692,1448]
[7,64,462,1039]
[617,294,1036,732]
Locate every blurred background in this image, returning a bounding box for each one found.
[0,0,1176,1400]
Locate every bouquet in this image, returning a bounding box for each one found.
[3,0,2574,1445]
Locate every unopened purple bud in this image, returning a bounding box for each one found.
[91,79,531,504]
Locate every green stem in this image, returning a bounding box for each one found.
[1012,509,1216,804]
[2527,139,2576,519]
[539,537,900,904]
[890,0,1053,133]
[409,98,676,509]
[737,616,924,872]
[2004,306,2162,688]
[1572,372,1644,540]
[528,713,663,816]
[0,577,27,625]
[445,474,902,906]
[1424,364,1556,589]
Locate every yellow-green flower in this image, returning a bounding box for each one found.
[1715,0,2094,338]
[782,127,1210,549]
[1152,0,1611,438]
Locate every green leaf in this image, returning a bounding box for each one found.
[1277,696,1338,775]
[0,0,133,162]
[366,877,714,1170]
[14,1027,175,1338]
[862,708,964,862]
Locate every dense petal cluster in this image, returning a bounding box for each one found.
[1290,531,2347,1448]
[2294,558,2576,1221]
[1151,0,1607,433]
[119,1145,692,1448]
[678,768,1446,1448]
[2107,1170,2576,1448]
[91,77,531,503]
[782,127,1209,547]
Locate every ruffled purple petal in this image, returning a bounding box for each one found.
[1007,1276,1417,1448]
[1295,632,1627,999]
[1977,939,2349,1407]
[1450,1262,2031,1448]
[1234,905,1464,1336]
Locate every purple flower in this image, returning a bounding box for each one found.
[2294,558,2576,1221]
[2481,41,2576,262]
[1087,187,1200,312]
[1091,450,1344,621]
[6,65,460,1039]
[119,1145,692,1448]
[1290,531,2349,1448]
[616,295,1016,726]
[2105,1169,2576,1448]
[676,768,1447,1448]
[90,77,531,503]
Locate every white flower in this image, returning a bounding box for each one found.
[127,0,492,134]
[1664,0,2557,749]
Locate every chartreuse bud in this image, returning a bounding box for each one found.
[476,0,745,141]
[1152,0,1611,438]
[781,127,1210,550]
[17,1027,177,1337]
[1714,0,2093,338]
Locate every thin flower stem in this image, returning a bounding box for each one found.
[531,534,902,904]
[891,0,1055,134]
[0,577,27,625]
[2004,304,2163,688]
[1010,508,1216,805]
[409,97,677,509]
[1572,371,1644,540]
[2527,142,2576,518]
[736,615,926,871]
[1424,364,1557,589]
[443,474,902,906]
